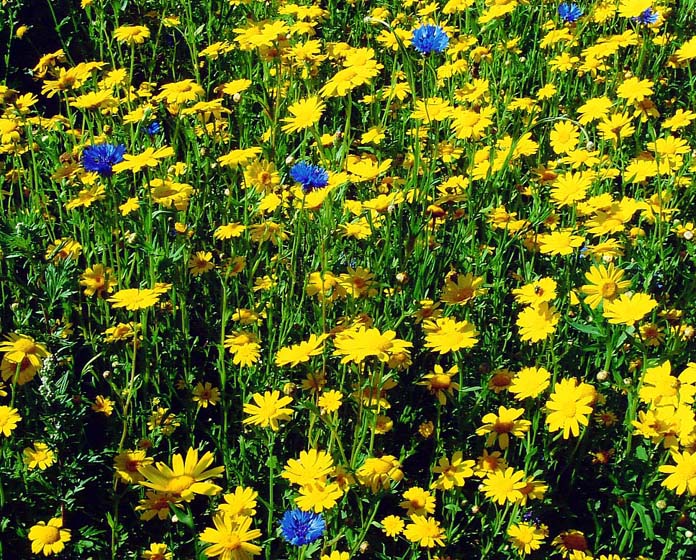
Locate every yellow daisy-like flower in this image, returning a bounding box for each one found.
[418,364,459,405]
[138,447,224,502]
[403,515,446,548]
[275,334,328,367]
[192,382,221,408]
[431,451,475,491]
[476,406,531,449]
[508,522,547,555]
[658,450,696,496]
[199,513,263,560]
[28,517,71,556]
[113,25,151,45]
[108,288,162,310]
[23,442,56,470]
[0,333,50,369]
[281,95,325,134]
[332,326,412,364]
[439,273,485,305]
[142,542,172,560]
[516,303,559,343]
[509,366,551,400]
[602,292,657,325]
[512,277,557,306]
[114,449,153,484]
[0,405,21,437]
[580,263,630,310]
[481,467,527,505]
[381,515,405,538]
[282,448,334,486]
[400,486,436,516]
[317,389,343,413]
[545,378,595,438]
[188,251,215,276]
[295,481,344,512]
[243,390,293,431]
[218,486,258,519]
[356,455,403,492]
[422,317,478,354]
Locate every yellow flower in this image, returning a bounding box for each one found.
[243,390,293,431]
[138,448,224,503]
[218,486,258,519]
[332,326,412,364]
[317,389,343,413]
[381,515,405,538]
[603,292,657,325]
[142,542,172,560]
[188,251,215,276]
[0,405,21,436]
[439,272,485,305]
[281,96,325,134]
[108,288,162,310]
[356,455,403,492]
[476,406,531,449]
[516,303,559,343]
[23,442,56,470]
[0,333,50,369]
[418,364,459,405]
[321,552,349,560]
[112,146,175,173]
[658,450,696,496]
[400,487,436,516]
[512,278,557,306]
[580,263,630,310]
[481,467,527,505]
[28,517,71,556]
[422,317,478,354]
[295,481,344,512]
[431,451,474,491]
[114,25,151,45]
[114,449,153,484]
[79,264,117,297]
[508,522,547,555]
[403,515,446,548]
[199,513,263,560]
[545,378,595,438]
[509,366,551,400]
[192,382,221,408]
[282,448,334,486]
[275,334,328,367]
[154,79,204,106]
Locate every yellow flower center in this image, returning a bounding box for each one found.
[494,421,514,434]
[39,526,61,544]
[600,281,617,298]
[430,374,452,389]
[166,474,195,493]
[222,534,242,550]
[561,402,577,418]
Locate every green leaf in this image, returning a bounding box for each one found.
[631,502,655,540]
[566,319,602,336]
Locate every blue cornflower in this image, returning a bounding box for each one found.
[280,510,326,546]
[632,8,659,25]
[558,3,583,23]
[411,24,449,55]
[289,162,329,193]
[146,121,162,135]
[82,143,126,177]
